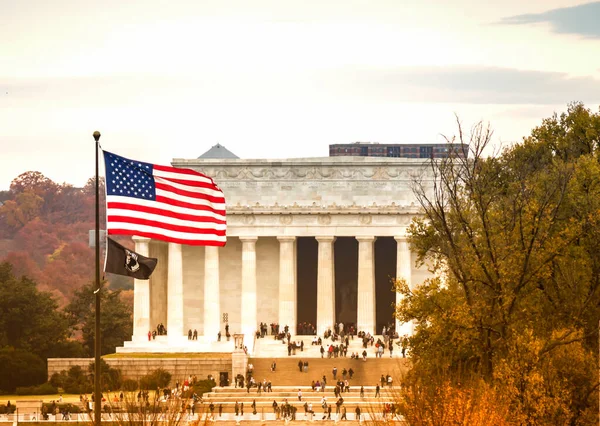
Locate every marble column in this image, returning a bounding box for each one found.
[278,236,297,335]
[204,246,220,340]
[167,242,184,343]
[356,236,376,334]
[316,236,336,336]
[395,237,413,336]
[132,236,151,342]
[240,237,258,343]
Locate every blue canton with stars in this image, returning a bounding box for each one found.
[104,151,156,200]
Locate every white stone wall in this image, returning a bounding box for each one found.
[183,245,205,335]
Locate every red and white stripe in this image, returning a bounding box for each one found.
[106,164,227,246]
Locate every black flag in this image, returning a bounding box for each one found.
[105,237,157,279]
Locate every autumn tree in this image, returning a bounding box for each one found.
[398,103,600,424]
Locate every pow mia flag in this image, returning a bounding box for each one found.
[105,237,157,280]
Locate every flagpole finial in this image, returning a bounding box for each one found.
[93,131,101,142]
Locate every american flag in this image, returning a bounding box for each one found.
[103,151,226,246]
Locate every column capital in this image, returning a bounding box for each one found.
[132,236,151,243]
[356,236,376,242]
[239,236,258,243]
[277,236,297,242]
[316,236,336,243]
[394,236,409,243]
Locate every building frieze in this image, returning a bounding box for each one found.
[190,166,430,181]
[226,202,421,216]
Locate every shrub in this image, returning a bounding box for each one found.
[61,365,92,394]
[42,403,82,414]
[0,347,47,392]
[139,368,171,390]
[0,405,15,415]
[191,379,216,396]
[15,382,58,395]
[88,359,122,391]
[50,371,67,389]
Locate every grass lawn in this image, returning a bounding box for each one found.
[103,352,230,359]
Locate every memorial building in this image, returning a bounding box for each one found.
[117,145,434,354]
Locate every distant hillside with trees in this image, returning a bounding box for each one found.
[0,172,133,303]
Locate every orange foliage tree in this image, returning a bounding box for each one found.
[397,104,600,424]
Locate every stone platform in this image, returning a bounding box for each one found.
[116,335,237,353]
[116,333,404,359]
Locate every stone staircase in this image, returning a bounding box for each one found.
[247,357,408,387]
[200,385,401,421]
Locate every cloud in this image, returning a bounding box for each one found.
[500,1,600,39]
[315,66,600,105]
[1,66,600,107]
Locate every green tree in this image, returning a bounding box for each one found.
[0,347,47,392]
[65,281,133,356]
[400,104,600,424]
[0,262,70,359]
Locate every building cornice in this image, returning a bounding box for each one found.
[226,203,421,215]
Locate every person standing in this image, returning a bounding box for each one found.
[235,401,240,416]
[375,384,380,398]
[298,389,302,401]
[355,406,361,421]
[298,360,303,372]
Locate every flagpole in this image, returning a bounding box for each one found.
[93,130,102,426]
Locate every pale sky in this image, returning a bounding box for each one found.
[1,0,599,190]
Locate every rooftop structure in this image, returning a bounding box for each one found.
[330,142,468,159]
[199,143,239,159]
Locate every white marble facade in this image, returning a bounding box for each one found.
[125,156,434,350]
